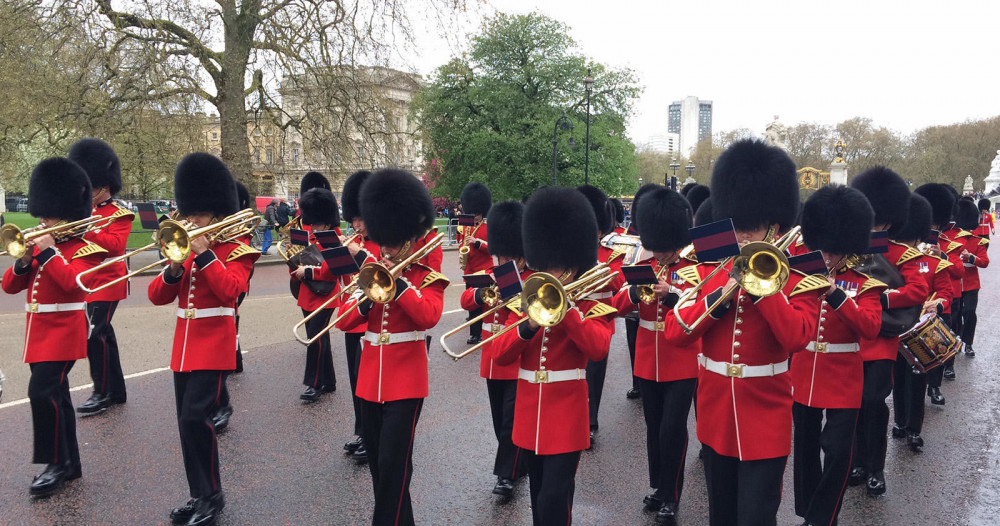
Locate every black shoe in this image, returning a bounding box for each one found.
[29,463,74,497]
[626,387,641,400]
[466,335,482,345]
[643,493,664,512]
[587,430,596,450]
[170,499,198,524]
[187,491,224,526]
[211,406,233,433]
[907,432,924,452]
[351,443,368,464]
[943,366,956,380]
[300,387,322,403]
[321,384,336,393]
[76,392,111,416]
[848,467,867,486]
[654,502,678,525]
[492,477,514,498]
[965,346,975,357]
[110,394,127,405]
[866,472,886,496]
[344,436,363,453]
[928,386,945,405]
[891,425,906,439]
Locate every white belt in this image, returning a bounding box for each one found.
[364,330,425,346]
[26,302,86,313]
[638,319,666,332]
[518,368,585,384]
[964,263,975,268]
[585,291,613,300]
[482,323,503,334]
[697,354,788,379]
[177,307,235,319]
[805,341,859,353]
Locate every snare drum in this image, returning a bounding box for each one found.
[898,314,962,373]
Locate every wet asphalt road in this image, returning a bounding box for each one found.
[0,253,999,525]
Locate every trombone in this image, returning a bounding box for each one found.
[635,245,695,304]
[293,232,444,346]
[75,208,259,294]
[441,263,618,360]
[672,226,801,334]
[0,215,115,258]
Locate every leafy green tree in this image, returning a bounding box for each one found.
[412,12,641,201]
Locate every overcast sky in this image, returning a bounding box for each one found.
[405,0,1000,144]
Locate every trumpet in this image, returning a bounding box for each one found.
[672,226,801,334]
[76,209,259,294]
[0,215,114,258]
[636,245,695,304]
[293,233,444,346]
[441,263,618,360]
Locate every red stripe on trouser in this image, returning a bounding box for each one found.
[101,307,111,391]
[395,403,421,526]
[673,434,689,502]
[314,331,323,386]
[210,372,222,492]
[510,448,521,479]
[568,454,581,526]
[829,414,859,526]
[52,362,71,463]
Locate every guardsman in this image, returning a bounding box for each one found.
[847,167,929,497]
[491,186,615,526]
[338,168,447,526]
[459,200,529,499]
[669,139,823,526]
[286,171,331,299]
[684,184,711,220]
[954,197,989,358]
[458,182,492,343]
[610,197,627,235]
[791,184,883,526]
[975,198,994,239]
[68,138,134,416]
[622,183,660,400]
[612,187,698,525]
[2,158,106,497]
[890,194,951,453]
[149,153,259,526]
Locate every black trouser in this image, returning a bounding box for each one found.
[854,359,894,474]
[960,288,979,348]
[86,301,126,400]
[638,377,696,504]
[625,316,639,390]
[950,294,964,339]
[892,354,926,434]
[29,361,79,466]
[465,283,483,339]
[301,308,335,389]
[586,356,608,430]
[927,312,951,388]
[702,445,787,526]
[361,398,423,526]
[234,288,247,373]
[526,450,582,526]
[174,371,225,498]
[486,379,524,479]
[793,404,858,526]
[345,332,364,436]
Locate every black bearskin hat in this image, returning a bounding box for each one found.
[710,139,799,231]
[914,183,955,228]
[979,198,991,212]
[801,185,874,255]
[341,170,371,223]
[486,200,524,259]
[694,199,714,226]
[892,194,932,243]
[955,198,980,231]
[299,188,340,227]
[522,186,597,272]
[460,182,492,216]
[67,138,122,196]
[28,157,93,221]
[174,153,239,217]
[300,171,330,195]
[849,167,910,235]
[679,182,697,197]
[360,168,434,247]
[610,198,625,225]
[235,181,251,210]
[630,183,660,234]
[636,187,692,252]
[576,185,614,236]
[684,184,710,218]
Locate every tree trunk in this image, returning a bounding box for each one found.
[216,4,254,185]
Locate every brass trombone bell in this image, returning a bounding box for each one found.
[0,215,111,258]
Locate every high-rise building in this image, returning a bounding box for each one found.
[667,96,713,156]
[639,133,680,155]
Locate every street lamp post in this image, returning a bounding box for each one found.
[669,159,680,186]
[551,113,574,186]
[584,68,594,185]
[685,161,695,182]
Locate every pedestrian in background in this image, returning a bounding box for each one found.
[276,198,292,229]
[262,199,278,254]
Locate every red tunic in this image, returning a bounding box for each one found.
[974,211,994,237]
[611,257,701,382]
[669,263,823,460]
[957,232,989,291]
[858,242,930,362]
[82,200,134,302]
[492,298,614,454]
[790,268,884,409]
[148,241,259,372]
[2,239,106,363]
[458,221,491,273]
[291,228,343,312]
[459,268,534,381]
[335,236,380,335]
[916,254,954,314]
[938,230,965,306]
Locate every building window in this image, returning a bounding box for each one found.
[266,148,274,164]
[211,132,218,141]
[292,149,299,164]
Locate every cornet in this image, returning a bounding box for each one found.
[636,245,695,304]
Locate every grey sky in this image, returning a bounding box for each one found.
[406,0,1000,143]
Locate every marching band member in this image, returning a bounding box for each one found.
[3,158,106,496]
[791,185,883,526]
[975,198,995,239]
[684,184,711,220]
[458,182,492,344]
[491,186,615,525]
[669,140,823,526]
[611,187,698,525]
[611,197,627,235]
[459,200,528,499]
[338,168,447,526]
[848,167,929,497]
[623,183,660,400]
[148,153,258,526]
[68,138,134,417]
[286,171,331,299]
[890,194,951,452]
[954,197,989,358]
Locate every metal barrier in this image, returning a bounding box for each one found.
[445,218,460,246]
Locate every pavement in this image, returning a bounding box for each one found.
[0,255,998,525]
